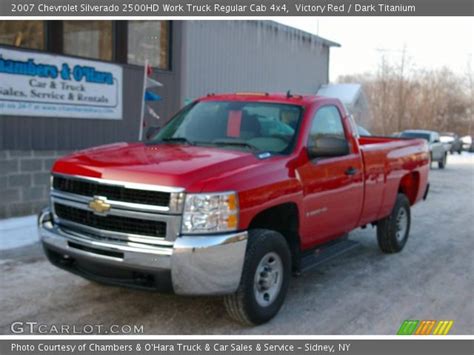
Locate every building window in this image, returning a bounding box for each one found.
[127,21,170,70]
[0,21,45,50]
[62,21,113,61]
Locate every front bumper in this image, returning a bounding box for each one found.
[38,208,248,295]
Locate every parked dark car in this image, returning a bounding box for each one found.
[440,132,463,154]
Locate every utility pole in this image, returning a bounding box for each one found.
[376,47,409,133]
[397,45,407,132]
[467,53,473,136]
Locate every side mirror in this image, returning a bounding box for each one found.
[145,126,161,140]
[308,136,349,159]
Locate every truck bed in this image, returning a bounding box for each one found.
[357,136,429,226]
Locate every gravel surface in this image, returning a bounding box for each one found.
[1,153,473,335]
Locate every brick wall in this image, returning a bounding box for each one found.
[0,150,71,219]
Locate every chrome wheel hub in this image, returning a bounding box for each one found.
[395,208,408,242]
[253,252,283,307]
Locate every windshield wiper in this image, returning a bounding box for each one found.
[161,137,195,145]
[212,139,260,152]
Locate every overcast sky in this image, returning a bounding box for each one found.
[277,17,473,82]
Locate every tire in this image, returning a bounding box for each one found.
[438,153,447,169]
[377,193,411,253]
[224,229,291,325]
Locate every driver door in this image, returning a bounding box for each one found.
[297,105,364,246]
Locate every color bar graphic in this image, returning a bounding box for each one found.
[397,320,419,335]
[397,320,454,335]
[432,320,454,335]
[414,320,436,335]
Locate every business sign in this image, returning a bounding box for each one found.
[0,47,122,119]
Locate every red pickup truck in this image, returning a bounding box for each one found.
[39,93,430,325]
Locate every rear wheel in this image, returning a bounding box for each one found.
[377,193,411,253]
[224,229,291,325]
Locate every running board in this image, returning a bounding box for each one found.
[299,237,360,273]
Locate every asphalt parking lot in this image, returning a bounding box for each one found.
[1,154,473,335]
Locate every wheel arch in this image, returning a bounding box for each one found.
[398,171,420,205]
[248,202,301,271]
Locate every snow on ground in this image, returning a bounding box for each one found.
[0,215,38,250]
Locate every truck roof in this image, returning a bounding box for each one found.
[198,92,326,106]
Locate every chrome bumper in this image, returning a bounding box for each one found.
[38,208,248,295]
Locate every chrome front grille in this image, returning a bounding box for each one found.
[53,175,171,207]
[50,174,184,246]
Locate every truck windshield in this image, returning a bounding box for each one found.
[400,132,431,141]
[149,101,303,154]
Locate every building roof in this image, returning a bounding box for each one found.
[317,84,362,107]
[257,21,341,48]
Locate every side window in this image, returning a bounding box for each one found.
[308,106,346,142]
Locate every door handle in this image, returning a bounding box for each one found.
[345,167,358,176]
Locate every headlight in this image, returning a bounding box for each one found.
[182,192,239,234]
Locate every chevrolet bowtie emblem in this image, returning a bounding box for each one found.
[88,197,111,215]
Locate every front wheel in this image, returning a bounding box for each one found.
[224,229,291,325]
[377,193,411,253]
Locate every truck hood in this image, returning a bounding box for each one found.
[52,142,267,192]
